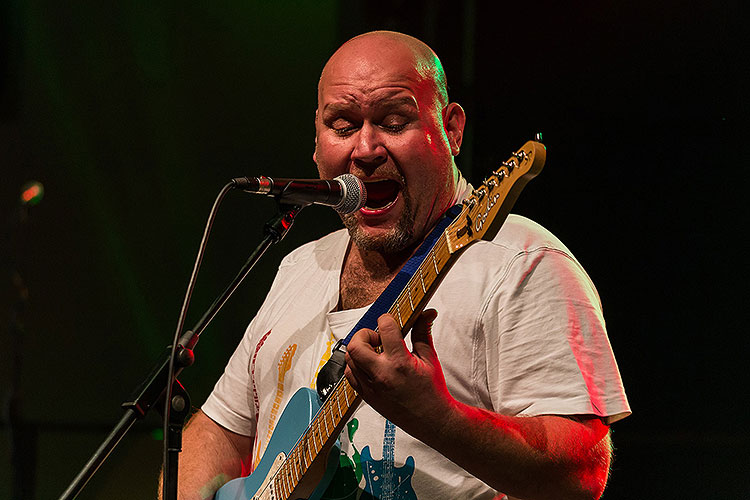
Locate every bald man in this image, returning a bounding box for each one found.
[169,32,630,500]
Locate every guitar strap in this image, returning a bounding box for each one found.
[316,204,462,400]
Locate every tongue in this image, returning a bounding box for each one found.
[364,180,400,209]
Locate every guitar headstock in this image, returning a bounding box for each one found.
[446,140,546,252]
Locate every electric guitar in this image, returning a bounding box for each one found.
[215,140,546,500]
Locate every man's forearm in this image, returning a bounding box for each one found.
[159,410,253,500]
[346,312,613,500]
[412,400,611,500]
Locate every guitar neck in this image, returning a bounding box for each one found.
[386,231,456,334]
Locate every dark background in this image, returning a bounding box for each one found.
[1,1,747,498]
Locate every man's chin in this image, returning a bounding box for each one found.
[342,213,415,254]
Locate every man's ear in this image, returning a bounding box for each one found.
[313,109,319,163]
[443,102,466,156]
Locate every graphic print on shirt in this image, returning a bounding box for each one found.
[249,329,273,463]
[321,419,364,500]
[310,331,336,389]
[360,419,417,500]
[252,341,297,467]
[320,417,418,499]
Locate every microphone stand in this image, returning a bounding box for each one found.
[59,203,304,500]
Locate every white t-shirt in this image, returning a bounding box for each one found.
[203,214,631,499]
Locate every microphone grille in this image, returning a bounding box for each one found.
[333,174,367,214]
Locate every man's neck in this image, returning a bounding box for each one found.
[337,240,416,311]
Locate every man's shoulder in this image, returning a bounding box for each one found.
[486,214,573,255]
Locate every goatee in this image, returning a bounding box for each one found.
[341,200,416,254]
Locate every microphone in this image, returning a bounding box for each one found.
[231,173,366,214]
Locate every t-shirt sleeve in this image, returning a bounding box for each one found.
[482,248,631,424]
[201,231,347,438]
[201,318,259,437]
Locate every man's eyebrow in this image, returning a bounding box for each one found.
[322,96,419,114]
[377,96,419,109]
[322,102,359,114]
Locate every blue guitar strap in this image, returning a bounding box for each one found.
[316,204,462,400]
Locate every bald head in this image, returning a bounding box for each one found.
[319,31,449,108]
[313,30,466,254]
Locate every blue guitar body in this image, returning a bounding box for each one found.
[215,388,340,500]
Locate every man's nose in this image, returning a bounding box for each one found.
[351,123,387,168]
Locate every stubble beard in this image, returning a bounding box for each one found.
[341,192,416,254]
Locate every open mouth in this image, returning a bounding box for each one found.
[363,179,401,210]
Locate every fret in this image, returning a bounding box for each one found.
[412,281,423,304]
[323,408,331,435]
[284,461,294,489]
[422,263,435,285]
[310,426,319,451]
[431,250,439,275]
[335,394,343,419]
[304,431,313,464]
[407,285,414,310]
[314,426,323,451]
[418,267,426,292]
[289,450,300,482]
[279,469,288,499]
[306,427,315,454]
[292,455,301,484]
[396,307,403,328]
[435,247,448,270]
[330,403,340,425]
[284,465,292,496]
[289,468,296,496]
[299,443,310,470]
[290,450,299,478]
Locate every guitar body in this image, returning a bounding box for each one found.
[215,388,340,500]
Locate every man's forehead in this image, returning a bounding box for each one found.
[317,31,448,112]
[321,90,419,112]
[321,54,423,91]
[319,60,434,113]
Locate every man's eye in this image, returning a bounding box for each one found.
[382,123,407,132]
[380,115,409,132]
[330,118,358,135]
